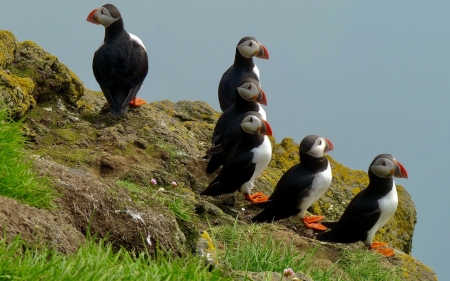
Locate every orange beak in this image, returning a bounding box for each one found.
[87,8,100,25]
[262,120,273,136]
[256,44,269,60]
[324,138,334,152]
[256,88,268,106]
[394,160,408,179]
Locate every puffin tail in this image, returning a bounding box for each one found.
[251,207,278,223]
[206,153,227,174]
[200,181,225,196]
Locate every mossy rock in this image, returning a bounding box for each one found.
[0,69,35,118]
[0,30,18,69]
[0,30,84,113]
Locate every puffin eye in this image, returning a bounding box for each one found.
[101,9,104,14]
[250,117,253,122]
[249,42,253,47]
[382,161,386,166]
[247,85,252,90]
[319,140,322,145]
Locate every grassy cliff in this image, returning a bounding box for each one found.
[0,30,437,280]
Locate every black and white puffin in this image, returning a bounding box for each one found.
[201,112,272,203]
[251,135,334,231]
[87,4,148,116]
[317,154,408,257]
[218,36,269,112]
[206,78,267,174]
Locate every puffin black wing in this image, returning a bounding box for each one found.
[317,191,381,243]
[201,151,256,196]
[93,37,148,116]
[251,164,315,223]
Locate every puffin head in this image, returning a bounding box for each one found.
[300,135,334,158]
[369,154,408,179]
[237,78,267,105]
[236,36,269,59]
[87,4,122,27]
[240,112,272,136]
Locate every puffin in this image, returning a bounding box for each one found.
[201,112,272,203]
[251,135,334,231]
[87,4,148,116]
[218,36,269,112]
[316,154,408,257]
[206,78,267,174]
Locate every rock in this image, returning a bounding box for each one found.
[232,270,313,281]
[0,30,84,118]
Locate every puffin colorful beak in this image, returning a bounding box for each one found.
[261,120,273,136]
[87,8,101,25]
[324,138,334,153]
[393,160,408,179]
[255,88,268,106]
[256,44,269,60]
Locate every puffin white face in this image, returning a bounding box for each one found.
[240,114,272,136]
[370,158,396,178]
[306,137,333,158]
[237,82,260,101]
[241,114,263,134]
[237,39,261,58]
[95,7,120,27]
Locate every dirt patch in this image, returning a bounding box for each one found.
[0,196,83,254]
[33,156,187,256]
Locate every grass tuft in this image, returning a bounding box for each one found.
[0,106,58,209]
[337,249,401,281]
[0,236,231,281]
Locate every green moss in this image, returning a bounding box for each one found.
[0,30,18,68]
[54,128,78,141]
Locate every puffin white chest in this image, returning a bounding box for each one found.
[298,162,332,214]
[258,105,267,120]
[253,65,260,79]
[365,183,398,245]
[239,136,272,194]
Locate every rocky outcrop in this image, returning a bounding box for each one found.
[0,31,436,280]
[0,30,83,118]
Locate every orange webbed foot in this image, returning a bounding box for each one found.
[129,97,147,107]
[244,192,270,203]
[369,242,395,257]
[303,215,325,224]
[301,216,327,231]
[369,242,389,249]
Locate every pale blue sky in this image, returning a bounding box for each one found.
[1,1,448,278]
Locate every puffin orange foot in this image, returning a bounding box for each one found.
[129,97,147,107]
[369,241,389,249]
[244,192,270,203]
[301,216,327,231]
[369,241,394,257]
[303,215,325,224]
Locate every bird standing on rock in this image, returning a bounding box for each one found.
[87,4,148,116]
[218,36,269,112]
[206,78,267,174]
[201,112,272,203]
[316,154,408,257]
[251,135,334,231]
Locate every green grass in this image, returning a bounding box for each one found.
[338,249,401,281]
[209,219,401,281]
[0,236,231,281]
[117,180,195,222]
[0,107,58,209]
